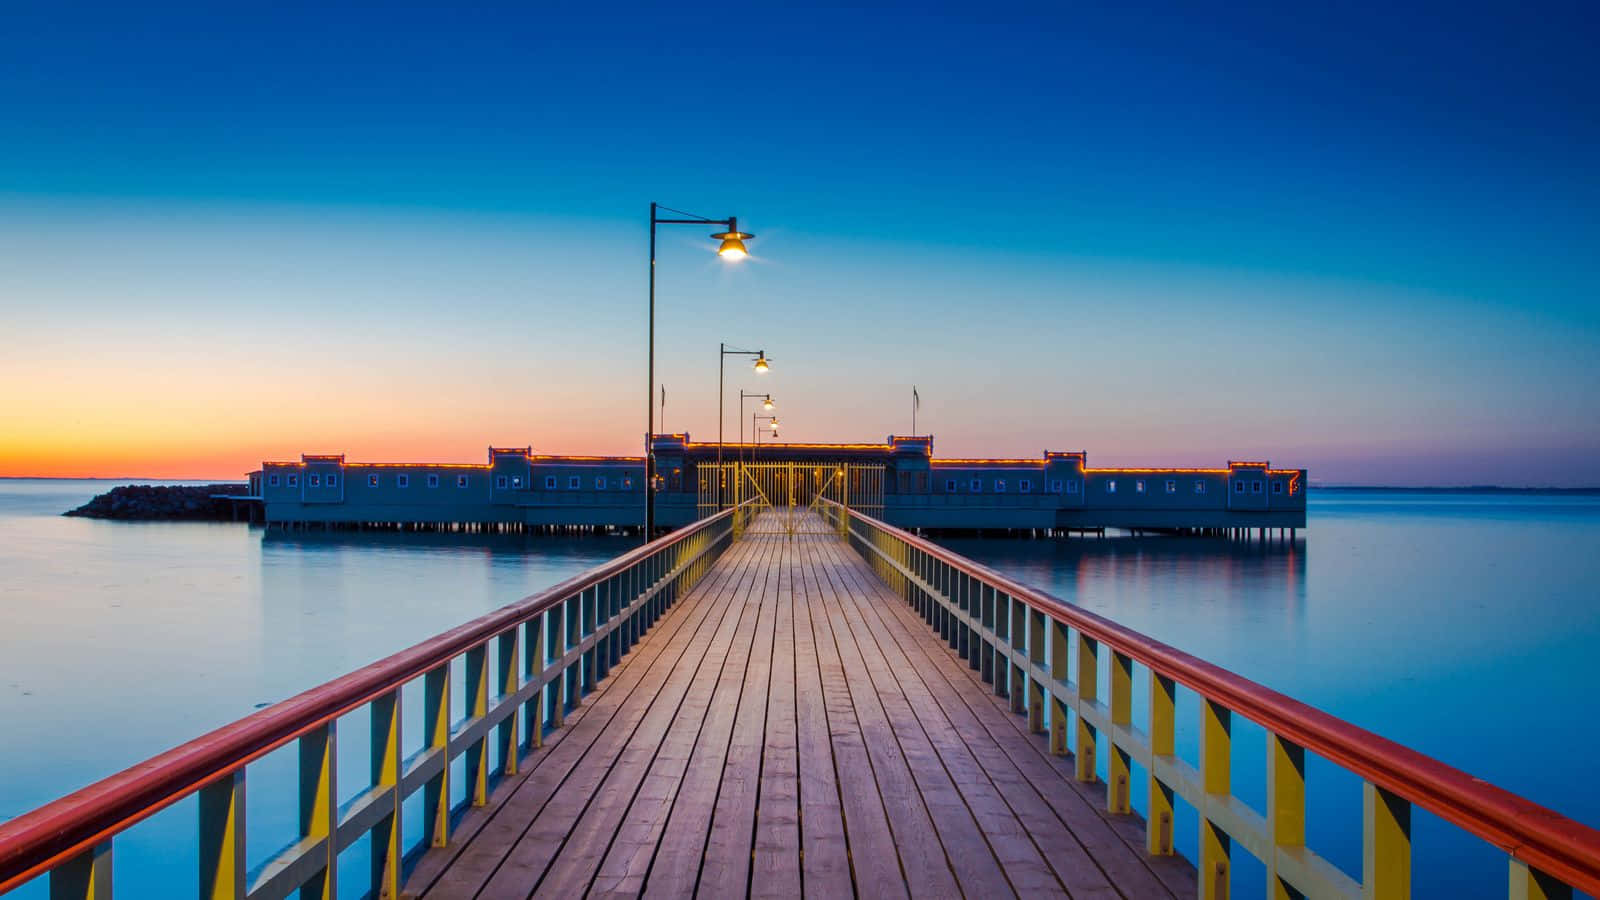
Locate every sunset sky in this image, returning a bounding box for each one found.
[2,3,1596,485]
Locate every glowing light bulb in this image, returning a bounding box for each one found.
[717,237,748,260]
[753,354,769,372]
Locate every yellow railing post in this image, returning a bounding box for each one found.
[1027,609,1046,735]
[1149,672,1176,855]
[1363,782,1411,899]
[1509,859,1573,900]
[198,770,245,899]
[298,721,337,899]
[370,689,402,900]
[465,644,490,807]
[1075,633,1098,782]
[422,663,451,847]
[1049,619,1070,756]
[1108,651,1133,813]
[498,628,520,777]
[49,841,111,900]
[1201,699,1231,900]
[1267,732,1305,899]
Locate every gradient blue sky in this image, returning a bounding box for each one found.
[2,2,1596,483]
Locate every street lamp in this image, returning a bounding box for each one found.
[754,414,779,447]
[718,345,769,508]
[647,203,754,541]
[739,390,774,468]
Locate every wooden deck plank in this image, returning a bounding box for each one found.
[851,537,1195,898]
[799,535,963,899]
[589,535,777,898]
[642,530,778,898]
[408,510,1195,899]
[749,533,802,898]
[417,531,759,897]
[529,536,779,897]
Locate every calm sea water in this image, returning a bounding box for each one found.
[1,480,1596,897]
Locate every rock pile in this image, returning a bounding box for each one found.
[63,484,248,521]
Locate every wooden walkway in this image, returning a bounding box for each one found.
[403,511,1193,899]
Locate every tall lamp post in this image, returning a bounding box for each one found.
[646,203,754,541]
[718,345,769,508]
[739,391,774,468]
[754,415,779,449]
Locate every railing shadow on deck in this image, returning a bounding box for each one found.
[818,498,1600,900]
[0,502,760,899]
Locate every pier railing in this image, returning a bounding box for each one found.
[0,500,757,899]
[820,499,1600,899]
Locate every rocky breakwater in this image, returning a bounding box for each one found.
[64,484,249,521]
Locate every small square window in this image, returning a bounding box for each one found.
[595,476,607,490]
[1252,481,1263,494]
[269,474,280,487]
[309,474,321,487]
[1272,481,1283,494]
[1019,479,1032,493]
[427,474,439,488]
[496,475,508,489]
[1066,480,1078,494]
[368,474,379,488]
[569,475,581,489]
[326,474,337,487]
[1135,479,1146,493]
[945,479,957,493]
[397,474,409,488]
[288,474,299,487]
[970,478,982,493]
[1107,480,1117,493]
[1235,481,1246,493]
[457,475,469,488]
[1050,479,1063,493]
[1194,480,1206,494]
[1165,480,1176,494]
[995,479,1006,493]
[512,476,523,488]
[545,475,557,489]
[623,476,633,489]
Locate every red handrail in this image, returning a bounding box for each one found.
[832,501,1600,893]
[0,506,738,893]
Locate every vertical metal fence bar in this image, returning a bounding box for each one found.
[198,770,246,900]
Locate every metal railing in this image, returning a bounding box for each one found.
[821,499,1600,899]
[0,501,757,899]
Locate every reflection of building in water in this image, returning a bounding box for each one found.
[240,435,1306,536]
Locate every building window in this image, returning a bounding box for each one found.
[1252,480,1263,494]
[1272,481,1283,494]
[1135,479,1146,493]
[514,476,525,488]
[496,475,508,489]
[945,479,957,493]
[1019,479,1032,493]
[1235,481,1246,494]
[569,475,582,489]
[1165,480,1176,494]
[995,479,1006,493]
[397,474,409,488]
[310,474,321,487]
[1194,480,1206,494]
[544,475,557,489]
[970,478,982,493]
[623,476,633,489]
[457,475,469,488]
[1065,480,1078,494]
[1107,480,1117,493]
[288,474,299,487]
[269,474,280,487]
[427,474,439,488]
[327,474,337,487]
[596,476,607,490]
[368,474,379,488]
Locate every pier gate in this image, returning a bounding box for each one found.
[697,461,883,526]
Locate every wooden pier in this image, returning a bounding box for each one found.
[403,511,1189,898]
[3,501,1597,900]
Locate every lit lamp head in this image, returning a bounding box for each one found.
[753,353,769,373]
[770,418,780,432]
[711,218,754,261]
[762,395,773,410]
